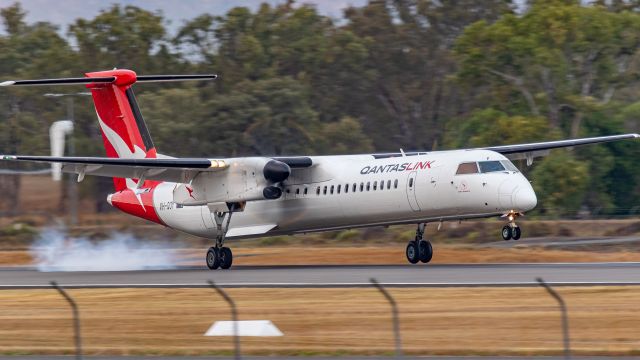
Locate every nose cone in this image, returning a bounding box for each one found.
[513,184,537,212]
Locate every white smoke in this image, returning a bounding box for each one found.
[31,227,178,272]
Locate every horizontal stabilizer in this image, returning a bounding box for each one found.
[0,77,115,86]
[0,73,216,87]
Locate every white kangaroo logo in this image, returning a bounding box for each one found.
[97,112,148,211]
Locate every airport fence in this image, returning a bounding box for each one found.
[42,278,576,360]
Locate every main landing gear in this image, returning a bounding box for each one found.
[406,223,433,264]
[206,210,235,270]
[501,211,522,241]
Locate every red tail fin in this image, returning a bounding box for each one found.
[85,69,156,191]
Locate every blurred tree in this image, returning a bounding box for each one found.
[0,3,76,213]
[531,151,589,216]
[69,5,179,72]
[315,117,374,155]
[140,77,320,156]
[455,0,640,137]
[448,108,553,148]
[343,0,513,151]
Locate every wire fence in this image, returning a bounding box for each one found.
[33,278,584,360]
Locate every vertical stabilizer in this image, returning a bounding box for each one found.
[85,69,157,191]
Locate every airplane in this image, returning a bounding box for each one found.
[1,69,638,269]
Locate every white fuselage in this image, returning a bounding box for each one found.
[150,149,537,240]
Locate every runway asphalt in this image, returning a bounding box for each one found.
[1,262,640,288]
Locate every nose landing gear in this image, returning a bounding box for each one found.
[406,223,433,264]
[501,211,522,241]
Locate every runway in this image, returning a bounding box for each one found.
[1,262,640,288]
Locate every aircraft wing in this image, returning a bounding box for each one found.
[481,133,639,163]
[0,155,227,183]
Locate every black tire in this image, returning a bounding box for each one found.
[206,247,220,270]
[406,241,420,264]
[418,240,433,263]
[511,226,521,240]
[501,226,512,241]
[219,247,233,269]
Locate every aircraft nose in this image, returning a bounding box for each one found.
[513,184,537,212]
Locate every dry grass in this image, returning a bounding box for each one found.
[3,246,640,267]
[0,287,639,356]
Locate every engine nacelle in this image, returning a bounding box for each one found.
[173,157,290,206]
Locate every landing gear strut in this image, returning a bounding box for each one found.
[501,212,522,241]
[406,223,433,264]
[206,205,239,270]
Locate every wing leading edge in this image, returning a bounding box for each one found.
[0,155,227,183]
[482,133,639,164]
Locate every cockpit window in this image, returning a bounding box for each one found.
[456,162,479,175]
[478,161,506,173]
[500,160,519,172]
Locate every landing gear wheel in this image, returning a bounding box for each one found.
[511,226,521,240]
[206,247,220,270]
[219,247,233,269]
[406,241,420,264]
[418,240,433,263]
[501,226,512,241]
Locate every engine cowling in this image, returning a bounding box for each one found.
[263,160,291,183]
[173,157,291,205]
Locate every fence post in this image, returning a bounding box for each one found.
[370,278,402,358]
[50,281,82,360]
[536,277,570,359]
[208,280,240,360]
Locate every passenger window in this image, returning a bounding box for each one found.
[366,182,371,191]
[373,181,377,191]
[296,188,300,195]
[304,188,308,195]
[387,180,391,189]
[394,179,398,189]
[330,185,334,194]
[344,184,348,193]
[337,185,341,194]
[380,180,385,190]
[456,162,479,175]
[316,187,320,195]
[360,182,364,192]
[323,186,327,195]
[479,161,506,173]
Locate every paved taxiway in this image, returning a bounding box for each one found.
[1,263,640,288]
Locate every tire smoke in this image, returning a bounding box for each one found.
[31,227,178,272]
